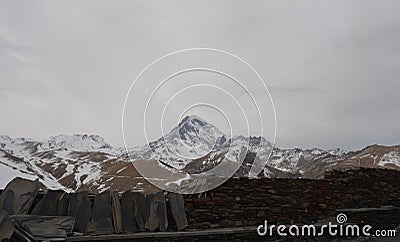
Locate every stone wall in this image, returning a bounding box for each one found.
[183,168,400,229]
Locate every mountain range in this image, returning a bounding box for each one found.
[1,115,399,193]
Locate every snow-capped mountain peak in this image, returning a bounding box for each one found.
[170,115,227,150]
[2,115,400,192]
[128,115,229,169]
[0,134,113,153]
[40,134,112,151]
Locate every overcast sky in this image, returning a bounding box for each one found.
[1,0,399,150]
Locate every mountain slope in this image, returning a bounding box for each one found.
[0,134,153,192]
[330,144,400,171]
[126,115,228,169]
[1,116,399,192]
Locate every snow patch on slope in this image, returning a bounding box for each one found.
[379,151,400,167]
[39,134,112,151]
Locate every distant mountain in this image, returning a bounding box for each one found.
[41,134,113,150]
[1,116,399,192]
[0,134,151,193]
[330,144,400,171]
[124,116,352,179]
[125,115,228,169]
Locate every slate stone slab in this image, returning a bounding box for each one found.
[57,193,71,216]
[67,191,91,233]
[12,215,75,239]
[86,219,114,235]
[91,191,112,221]
[87,191,114,235]
[1,190,14,215]
[0,210,14,240]
[156,191,168,232]
[168,193,188,231]
[145,191,158,232]
[120,190,137,233]
[145,190,168,232]
[0,178,40,215]
[111,191,122,234]
[12,215,75,235]
[31,190,64,216]
[133,192,146,231]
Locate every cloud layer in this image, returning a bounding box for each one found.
[1,0,399,150]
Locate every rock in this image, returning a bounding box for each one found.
[12,215,75,239]
[67,191,91,233]
[1,190,13,215]
[133,192,146,231]
[0,210,14,240]
[235,221,243,226]
[145,191,159,232]
[57,193,71,216]
[156,191,168,232]
[86,219,114,235]
[145,190,168,231]
[120,190,137,233]
[31,190,65,216]
[0,177,40,215]
[256,211,265,217]
[168,193,188,231]
[111,191,122,234]
[319,204,327,209]
[210,223,220,228]
[87,191,114,235]
[91,191,112,221]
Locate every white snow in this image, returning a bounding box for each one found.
[378,151,400,167]
[38,134,112,151]
[0,117,358,190]
[0,161,38,188]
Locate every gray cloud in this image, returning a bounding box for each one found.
[270,86,323,94]
[0,0,399,150]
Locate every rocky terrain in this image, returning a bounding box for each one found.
[1,115,399,193]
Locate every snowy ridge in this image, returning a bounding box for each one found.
[0,134,121,191]
[39,134,112,151]
[1,116,399,191]
[127,115,228,169]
